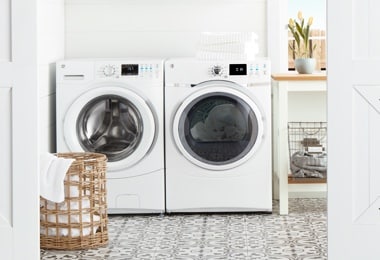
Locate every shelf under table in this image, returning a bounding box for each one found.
[288,177,327,184]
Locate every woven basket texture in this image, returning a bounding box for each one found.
[40,152,108,250]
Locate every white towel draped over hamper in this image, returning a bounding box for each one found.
[40,153,74,203]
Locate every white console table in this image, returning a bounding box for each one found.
[271,72,327,215]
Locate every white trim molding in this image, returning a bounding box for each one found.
[267,0,288,73]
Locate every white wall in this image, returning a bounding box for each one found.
[64,0,268,58]
[0,0,10,62]
[288,92,326,122]
[267,0,288,73]
[35,0,268,153]
[38,0,65,153]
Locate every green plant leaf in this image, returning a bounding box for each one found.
[288,12,315,59]
[295,22,305,40]
[305,25,310,50]
[300,18,305,31]
[294,31,300,49]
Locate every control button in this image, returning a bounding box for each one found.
[211,65,223,76]
[103,65,116,77]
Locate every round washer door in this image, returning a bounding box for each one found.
[63,84,156,172]
[173,81,264,171]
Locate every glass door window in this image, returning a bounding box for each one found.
[288,0,326,70]
[178,93,259,166]
[77,95,143,162]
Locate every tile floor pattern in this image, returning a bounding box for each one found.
[41,198,327,260]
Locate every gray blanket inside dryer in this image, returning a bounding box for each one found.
[290,151,327,178]
[190,104,246,141]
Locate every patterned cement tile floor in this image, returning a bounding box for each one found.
[41,198,327,260]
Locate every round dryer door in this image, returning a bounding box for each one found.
[173,81,264,171]
[63,85,156,173]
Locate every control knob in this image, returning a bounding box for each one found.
[211,65,223,76]
[103,65,116,77]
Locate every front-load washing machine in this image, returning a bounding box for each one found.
[165,58,272,213]
[56,59,165,214]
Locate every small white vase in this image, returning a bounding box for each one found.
[295,58,316,74]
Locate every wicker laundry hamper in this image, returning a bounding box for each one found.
[40,152,108,250]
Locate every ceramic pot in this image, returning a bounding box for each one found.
[295,58,316,74]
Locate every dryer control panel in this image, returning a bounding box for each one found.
[208,62,269,78]
[165,58,271,86]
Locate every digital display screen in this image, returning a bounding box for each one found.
[229,64,247,75]
[121,64,139,76]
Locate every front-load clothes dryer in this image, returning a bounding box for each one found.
[165,58,272,213]
[56,59,165,214]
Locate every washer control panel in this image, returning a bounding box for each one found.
[96,62,161,79]
[102,65,117,77]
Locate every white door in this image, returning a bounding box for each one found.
[0,0,40,259]
[328,1,380,259]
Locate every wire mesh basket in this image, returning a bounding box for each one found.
[288,122,327,179]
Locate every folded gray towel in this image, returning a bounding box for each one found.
[290,151,327,178]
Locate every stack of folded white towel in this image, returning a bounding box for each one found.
[40,199,100,237]
[196,32,259,60]
[40,153,100,237]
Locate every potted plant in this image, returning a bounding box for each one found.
[288,11,316,74]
